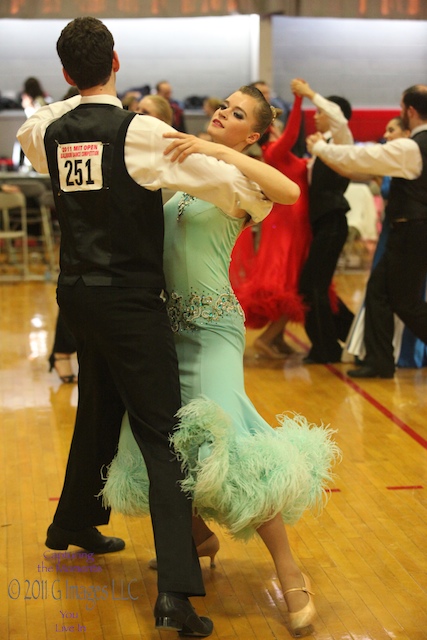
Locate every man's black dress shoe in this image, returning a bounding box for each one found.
[45,523,125,554]
[154,592,213,637]
[347,365,394,379]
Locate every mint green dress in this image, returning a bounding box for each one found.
[102,193,340,539]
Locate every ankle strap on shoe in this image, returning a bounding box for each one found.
[284,586,315,596]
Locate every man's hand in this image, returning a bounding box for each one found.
[306,132,323,155]
[291,79,315,101]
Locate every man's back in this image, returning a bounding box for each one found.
[44,103,165,287]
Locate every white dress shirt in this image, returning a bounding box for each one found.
[307,93,354,183]
[311,124,427,180]
[312,93,354,145]
[17,94,272,223]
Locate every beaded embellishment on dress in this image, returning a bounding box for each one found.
[167,287,244,332]
[177,193,197,221]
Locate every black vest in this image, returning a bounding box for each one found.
[44,103,165,287]
[309,151,350,223]
[386,129,427,222]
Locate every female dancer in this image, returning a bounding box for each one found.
[136,94,173,125]
[346,117,427,367]
[102,86,340,637]
[48,313,77,383]
[233,88,311,358]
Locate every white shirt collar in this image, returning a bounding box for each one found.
[79,95,123,109]
[411,123,427,137]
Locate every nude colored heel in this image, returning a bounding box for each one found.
[284,573,316,637]
[254,338,287,360]
[195,533,220,568]
[148,533,220,570]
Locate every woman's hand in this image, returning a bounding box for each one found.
[291,78,315,101]
[163,132,219,163]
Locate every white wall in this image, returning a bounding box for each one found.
[0,16,260,102]
[1,14,427,157]
[1,15,426,107]
[272,16,427,106]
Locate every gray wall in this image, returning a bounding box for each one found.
[272,16,427,106]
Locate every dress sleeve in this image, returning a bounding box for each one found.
[263,95,302,165]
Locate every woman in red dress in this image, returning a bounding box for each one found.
[231,90,311,358]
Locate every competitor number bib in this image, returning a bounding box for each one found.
[57,141,104,192]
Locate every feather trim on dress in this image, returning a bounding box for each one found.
[101,397,340,540]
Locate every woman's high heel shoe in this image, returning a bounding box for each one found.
[271,335,297,355]
[48,354,77,384]
[284,573,316,637]
[194,532,220,568]
[254,338,287,360]
[148,533,220,570]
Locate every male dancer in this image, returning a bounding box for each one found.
[18,17,273,635]
[292,79,354,364]
[306,85,427,378]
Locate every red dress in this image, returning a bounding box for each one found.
[231,95,311,328]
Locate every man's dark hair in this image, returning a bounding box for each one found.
[249,80,268,88]
[56,17,114,90]
[326,95,352,121]
[402,85,427,119]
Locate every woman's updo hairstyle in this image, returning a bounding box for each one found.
[238,85,275,135]
[389,116,406,130]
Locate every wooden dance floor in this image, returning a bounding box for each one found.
[1,271,426,640]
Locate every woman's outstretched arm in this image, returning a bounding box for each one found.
[163,132,300,205]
